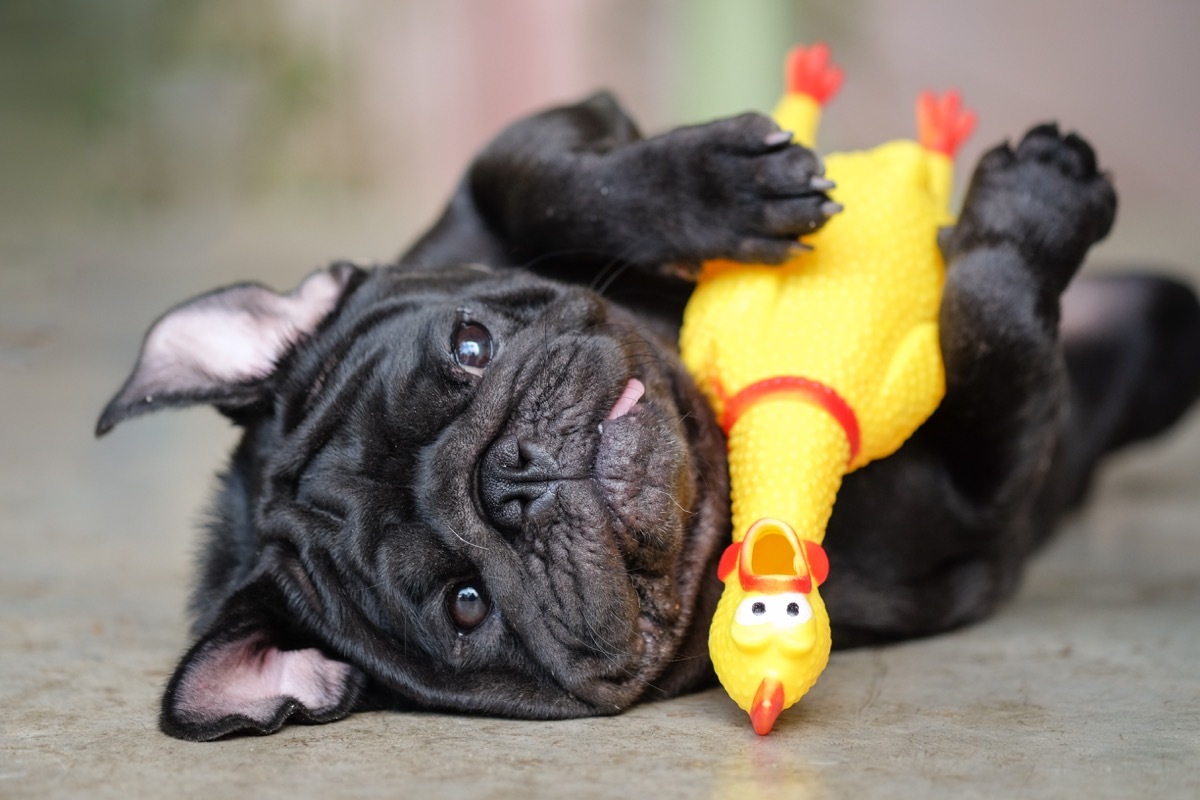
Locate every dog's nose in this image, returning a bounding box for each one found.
[479,434,559,532]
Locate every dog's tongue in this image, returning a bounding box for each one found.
[606,378,645,420]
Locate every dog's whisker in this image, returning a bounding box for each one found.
[445,522,490,552]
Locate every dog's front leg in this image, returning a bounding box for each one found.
[402,92,646,270]
[433,93,836,275]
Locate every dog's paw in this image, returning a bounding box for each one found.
[947,123,1116,288]
[646,112,838,264]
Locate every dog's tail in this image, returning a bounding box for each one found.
[1058,271,1200,504]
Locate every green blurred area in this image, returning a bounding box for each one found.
[2,0,1198,271]
[676,0,801,121]
[0,0,829,222]
[675,0,863,123]
[0,0,335,217]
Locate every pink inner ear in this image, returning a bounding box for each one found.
[174,632,353,725]
[144,304,294,388]
[140,268,348,393]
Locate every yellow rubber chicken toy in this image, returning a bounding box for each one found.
[681,43,976,734]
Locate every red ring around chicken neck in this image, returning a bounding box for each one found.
[718,375,861,466]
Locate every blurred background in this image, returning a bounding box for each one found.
[4,0,1200,270]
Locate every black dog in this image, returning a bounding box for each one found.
[97,94,1200,741]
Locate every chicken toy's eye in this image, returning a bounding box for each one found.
[735,596,773,626]
[772,592,813,626]
[453,322,493,375]
[734,593,813,627]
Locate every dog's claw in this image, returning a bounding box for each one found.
[763,130,794,148]
[810,177,835,191]
[821,201,843,218]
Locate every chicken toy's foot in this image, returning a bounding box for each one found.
[917,89,976,158]
[786,43,843,105]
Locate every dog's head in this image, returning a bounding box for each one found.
[98,262,729,740]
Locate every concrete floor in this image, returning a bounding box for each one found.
[3,202,1199,799]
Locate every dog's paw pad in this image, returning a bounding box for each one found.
[1015,123,1099,180]
[1017,126,1115,244]
[952,123,1117,287]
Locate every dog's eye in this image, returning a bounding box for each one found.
[447,581,491,632]
[452,322,493,375]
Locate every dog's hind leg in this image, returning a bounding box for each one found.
[925,125,1117,514]
[820,126,1121,643]
[934,129,1200,533]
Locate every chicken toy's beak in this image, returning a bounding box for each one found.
[750,676,786,735]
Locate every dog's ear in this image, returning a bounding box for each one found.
[160,545,366,741]
[96,262,360,436]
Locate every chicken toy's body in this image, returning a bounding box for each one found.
[680,44,976,734]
